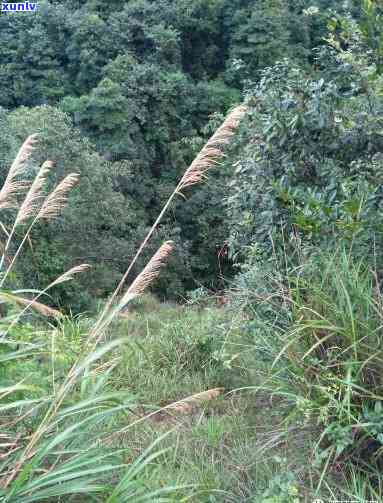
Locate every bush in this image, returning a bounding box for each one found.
[240,247,383,496]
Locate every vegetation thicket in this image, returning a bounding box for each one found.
[2,0,383,501]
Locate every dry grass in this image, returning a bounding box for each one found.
[0,135,37,210]
[48,263,91,287]
[38,173,80,220]
[0,292,62,318]
[179,105,247,191]
[119,241,174,310]
[0,142,83,289]
[166,388,225,414]
[15,160,53,225]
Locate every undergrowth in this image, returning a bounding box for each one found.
[0,108,246,501]
[2,107,383,502]
[234,247,383,501]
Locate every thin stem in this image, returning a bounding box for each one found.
[0,216,37,288]
[91,182,181,336]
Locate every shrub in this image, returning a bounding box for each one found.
[241,247,383,495]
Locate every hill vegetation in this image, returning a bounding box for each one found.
[0,0,335,307]
[2,0,383,501]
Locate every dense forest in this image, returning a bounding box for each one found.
[0,0,337,309]
[3,0,383,501]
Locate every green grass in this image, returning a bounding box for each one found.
[5,267,383,501]
[114,295,247,404]
[101,295,324,501]
[230,248,383,501]
[98,247,383,501]
[4,261,383,501]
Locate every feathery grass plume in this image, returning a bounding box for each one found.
[14,160,53,225]
[49,264,91,288]
[37,173,80,220]
[167,388,224,414]
[178,105,247,191]
[107,388,225,442]
[93,106,246,334]
[0,158,53,277]
[0,135,37,210]
[1,171,80,287]
[118,241,173,311]
[16,298,62,319]
[4,264,90,335]
[0,292,62,318]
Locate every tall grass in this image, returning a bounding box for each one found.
[0,105,245,500]
[243,247,383,498]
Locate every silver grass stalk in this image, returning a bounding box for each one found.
[0,159,53,277]
[49,244,174,446]
[37,173,80,220]
[5,264,90,334]
[0,161,53,284]
[178,105,247,191]
[1,171,80,286]
[118,241,173,311]
[0,135,37,210]
[15,160,53,225]
[0,292,62,318]
[93,105,246,334]
[48,264,91,288]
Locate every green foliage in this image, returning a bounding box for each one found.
[227,48,383,261]
[228,0,298,79]
[222,14,383,488]
[255,466,300,503]
[234,247,383,493]
[0,0,335,305]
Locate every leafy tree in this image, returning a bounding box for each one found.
[65,11,116,94]
[228,0,292,77]
[0,0,343,304]
[226,48,383,265]
[0,1,70,107]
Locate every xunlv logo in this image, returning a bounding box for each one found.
[1,2,38,11]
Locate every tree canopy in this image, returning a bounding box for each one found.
[0,0,342,306]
